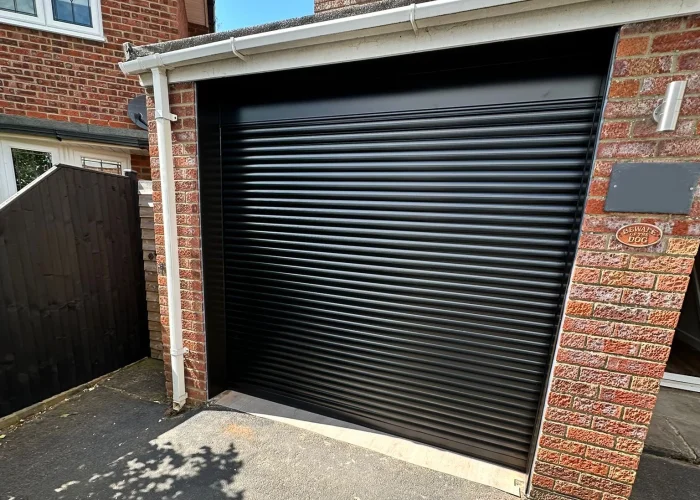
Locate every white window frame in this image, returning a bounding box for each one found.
[0,0,104,42]
[0,136,133,204]
[0,138,59,202]
[72,147,131,174]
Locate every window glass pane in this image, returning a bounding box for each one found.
[52,0,92,27]
[11,149,52,190]
[0,0,37,15]
[81,157,122,175]
[16,0,34,13]
[73,0,90,25]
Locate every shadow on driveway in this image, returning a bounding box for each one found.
[0,359,244,499]
[0,358,513,500]
[53,438,243,499]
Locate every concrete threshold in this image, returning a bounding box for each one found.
[212,390,525,497]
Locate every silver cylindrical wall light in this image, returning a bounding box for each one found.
[653,80,688,132]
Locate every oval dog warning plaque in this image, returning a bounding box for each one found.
[615,223,663,248]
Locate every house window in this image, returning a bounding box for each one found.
[81,156,122,175]
[0,140,58,204]
[0,0,36,15]
[52,0,91,26]
[0,0,102,41]
[12,148,53,190]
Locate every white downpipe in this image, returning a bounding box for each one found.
[151,67,188,410]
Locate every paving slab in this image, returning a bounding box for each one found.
[100,357,169,404]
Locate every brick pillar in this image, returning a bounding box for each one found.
[148,83,207,404]
[531,16,700,500]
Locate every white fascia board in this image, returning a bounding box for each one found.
[138,0,700,86]
[121,0,531,76]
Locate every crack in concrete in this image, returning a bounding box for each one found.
[666,418,699,463]
[100,385,167,406]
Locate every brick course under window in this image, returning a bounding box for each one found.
[531,14,700,500]
[0,0,184,130]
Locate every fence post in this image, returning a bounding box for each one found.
[137,179,162,359]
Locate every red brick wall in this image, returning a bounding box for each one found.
[531,16,700,500]
[0,0,183,129]
[188,22,210,37]
[315,0,383,13]
[177,0,190,39]
[148,84,207,404]
[130,153,151,180]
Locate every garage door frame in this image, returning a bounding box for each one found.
[197,29,617,473]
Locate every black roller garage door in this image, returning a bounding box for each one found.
[198,30,616,471]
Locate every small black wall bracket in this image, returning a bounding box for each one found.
[604,162,700,214]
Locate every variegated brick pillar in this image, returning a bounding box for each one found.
[531,15,700,500]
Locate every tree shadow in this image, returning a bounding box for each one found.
[54,439,244,499]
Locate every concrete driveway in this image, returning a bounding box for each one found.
[0,359,513,500]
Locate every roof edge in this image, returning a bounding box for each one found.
[0,115,149,149]
[126,0,433,60]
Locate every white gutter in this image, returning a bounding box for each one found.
[119,0,530,75]
[120,0,700,86]
[151,67,188,411]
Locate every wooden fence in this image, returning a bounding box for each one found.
[0,165,148,418]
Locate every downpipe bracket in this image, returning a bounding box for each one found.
[155,110,178,122]
[170,347,190,357]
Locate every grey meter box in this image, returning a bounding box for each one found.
[604,162,700,215]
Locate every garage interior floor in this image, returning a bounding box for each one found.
[665,340,700,377]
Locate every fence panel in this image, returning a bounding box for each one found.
[0,165,148,417]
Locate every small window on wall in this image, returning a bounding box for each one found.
[12,148,53,190]
[81,156,122,175]
[0,0,102,40]
[0,141,57,205]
